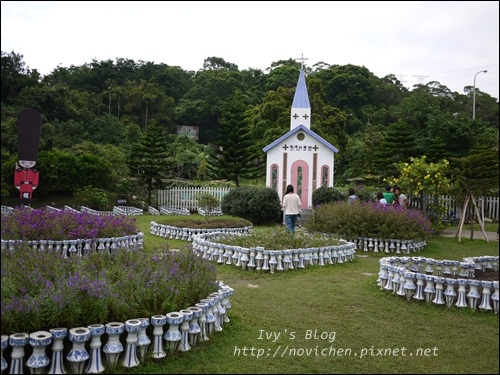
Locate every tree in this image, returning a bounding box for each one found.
[165,134,205,180]
[373,120,417,177]
[340,124,385,183]
[373,74,409,109]
[132,121,169,205]
[88,114,127,146]
[250,87,294,150]
[207,90,264,186]
[449,147,499,240]
[1,51,40,104]
[121,80,175,132]
[313,64,378,112]
[174,68,245,144]
[31,149,114,195]
[67,141,130,180]
[265,58,302,91]
[387,156,452,227]
[202,56,239,71]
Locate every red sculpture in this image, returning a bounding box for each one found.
[14,162,40,200]
[15,108,42,203]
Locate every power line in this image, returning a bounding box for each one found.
[412,75,430,84]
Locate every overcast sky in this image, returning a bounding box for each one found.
[1,1,499,99]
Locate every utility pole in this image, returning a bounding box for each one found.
[473,70,487,119]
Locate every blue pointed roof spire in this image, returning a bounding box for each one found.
[290,53,311,130]
[292,68,311,109]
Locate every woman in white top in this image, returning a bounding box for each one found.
[282,184,302,234]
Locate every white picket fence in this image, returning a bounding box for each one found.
[157,187,231,212]
[156,188,499,221]
[421,195,499,221]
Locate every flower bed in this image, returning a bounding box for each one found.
[151,222,357,272]
[1,206,237,373]
[0,281,235,374]
[377,255,499,314]
[1,206,142,257]
[1,206,138,241]
[190,231,356,273]
[308,201,433,241]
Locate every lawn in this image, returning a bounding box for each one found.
[106,214,499,374]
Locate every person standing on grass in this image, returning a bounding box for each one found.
[282,184,302,234]
[382,185,395,205]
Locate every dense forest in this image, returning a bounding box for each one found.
[1,51,498,204]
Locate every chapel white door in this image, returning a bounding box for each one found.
[291,160,308,209]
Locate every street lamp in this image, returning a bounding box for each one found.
[472,70,487,119]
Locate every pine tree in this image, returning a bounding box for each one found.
[207,90,264,186]
[133,121,169,205]
[373,120,417,177]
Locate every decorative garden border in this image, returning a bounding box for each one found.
[160,207,190,216]
[1,205,14,215]
[190,231,357,273]
[377,255,499,314]
[113,206,144,215]
[342,237,426,253]
[197,208,223,216]
[150,221,253,242]
[0,281,235,374]
[1,205,144,217]
[150,222,428,272]
[0,233,145,257]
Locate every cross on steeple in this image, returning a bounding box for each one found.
[293,113,299,119]
[296,53,308,70]
[303,114,309,120]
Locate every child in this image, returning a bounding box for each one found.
[376,192,387,205]
[348,188,359,205]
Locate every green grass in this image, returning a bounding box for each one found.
[446,221,498,233]
[103,214,499,374]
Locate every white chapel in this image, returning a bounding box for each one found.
[262,57,338,209]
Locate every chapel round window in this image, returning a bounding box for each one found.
[297,133,305,141]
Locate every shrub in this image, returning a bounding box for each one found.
[312,187,335,207]
[221,186,281,225]
[1,244,218,334]
[313,186,377,207]
[197,192,220,212]
[305,201,433,240]
[356,186,377,203]
[74,186,111,211]
[312,187,347,207]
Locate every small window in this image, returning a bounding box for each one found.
[297,133,305,141]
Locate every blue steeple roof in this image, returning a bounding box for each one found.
[291,69,310,109]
